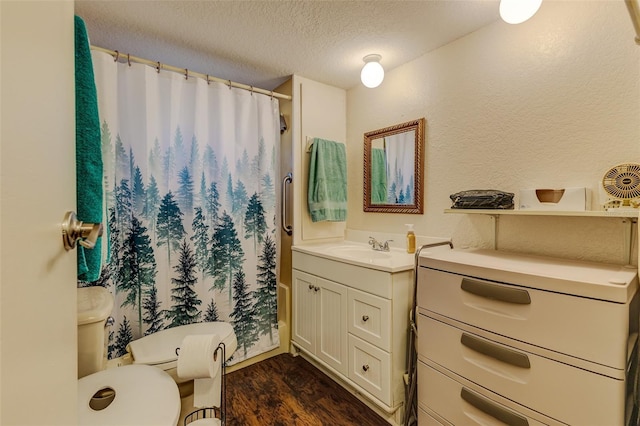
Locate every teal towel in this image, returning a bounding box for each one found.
[307,138,347,222]
[370,148,387,204]
[75,16,103,282]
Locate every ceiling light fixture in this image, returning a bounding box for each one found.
[499,0,542,24]
[361,54,384,88]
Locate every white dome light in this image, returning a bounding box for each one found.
[361,54,384,88]
[500,0,542,24]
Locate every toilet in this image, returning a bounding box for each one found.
[77,285,114,379]
[77,286,181,425]
[78,364,181,426]
[126,321,238,397]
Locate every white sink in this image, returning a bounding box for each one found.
[328,245,392,261]
[292,242,414,272]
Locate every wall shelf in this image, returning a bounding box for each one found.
[444,209,639,219]
[444,209,638,264]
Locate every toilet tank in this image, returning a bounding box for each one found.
[77,286,114,378]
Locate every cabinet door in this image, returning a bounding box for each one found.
[317,277,348,375]
[292,270,318,354]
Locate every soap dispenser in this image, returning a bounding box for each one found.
[405,224,416,254]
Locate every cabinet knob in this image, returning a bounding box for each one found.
[362,364,370,372]
[362,315,369,322]
[314,286,320,292]
[308,284,314,290]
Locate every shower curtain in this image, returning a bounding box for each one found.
[89,51,281,365]
[385,132,415,204]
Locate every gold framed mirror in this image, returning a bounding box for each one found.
[363,118,425,214]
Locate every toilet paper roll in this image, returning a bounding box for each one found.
[177,334,221,380]
[177,334,223,408]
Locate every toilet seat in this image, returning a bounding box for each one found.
[78,364,180,426]
[127,322,237,371]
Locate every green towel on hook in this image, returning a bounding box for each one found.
[75,16,103,282]
[307,138,347,222]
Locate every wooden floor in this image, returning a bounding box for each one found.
[222,353,389,426]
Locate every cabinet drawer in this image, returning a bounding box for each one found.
[348,334,390,405]
[348,288,391,350]
[418,407,450,426]
[418,268,630,369]
[418,361,551,426]
[418,314,626,426]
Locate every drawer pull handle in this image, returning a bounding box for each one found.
[362,364,370,372]
[461,333,531,369]
[362,315,369,322]
[461,278,531,305]
[461,388,529,426]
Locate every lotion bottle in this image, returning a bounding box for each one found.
[405,224,416,254]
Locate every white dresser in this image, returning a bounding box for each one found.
[416,248,639,425]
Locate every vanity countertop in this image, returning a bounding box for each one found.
[292,241,416,273]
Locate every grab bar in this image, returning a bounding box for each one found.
[281,172,293,236]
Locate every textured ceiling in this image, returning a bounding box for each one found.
[75,0,500,91]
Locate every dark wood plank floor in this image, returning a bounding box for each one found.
[224,353,389,426]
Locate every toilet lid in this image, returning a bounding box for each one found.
[78,364,180,426]
[128,322,237,366]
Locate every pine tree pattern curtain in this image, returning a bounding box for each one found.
[385,132,415,204]
[89,51,281,364]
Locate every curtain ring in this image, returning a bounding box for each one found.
[127,53,131,67]
[250,86,254,96]
[156,61,161,73]
[206,74,210,85]
[114,50,119,62]
[228,80,232,90]
[185,69,189,80]
[270,90,274,100]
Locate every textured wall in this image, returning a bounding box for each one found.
[347,1,640,264]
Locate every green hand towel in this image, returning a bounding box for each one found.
[370,148,387,204]
[307,138,347,222]
[75,16,103,282]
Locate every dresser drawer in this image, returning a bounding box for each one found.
[418,314,626,425]
[418,407,450,426]
[418,361,552,426]
[347,288,391,350]
[418,268,630,369]
[348,334,390,404]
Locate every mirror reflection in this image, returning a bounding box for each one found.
[370,130,416,205]
[364,118,425,214]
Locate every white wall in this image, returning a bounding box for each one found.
[292,76,347,245]
[1,1,78,424]
[347,1,640,264]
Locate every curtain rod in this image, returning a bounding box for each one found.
[90,45,292,101]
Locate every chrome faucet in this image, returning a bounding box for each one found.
[368,236,393,252]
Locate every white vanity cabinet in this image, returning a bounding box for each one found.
[291,244,414,422]
[292,270,348,375]
[416,248,639,426]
